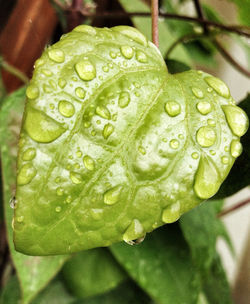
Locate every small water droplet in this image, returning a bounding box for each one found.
[136,51,147,63]
[48,49,65,63]
[196,126,216,147]
[109,51,117,59]
[104,185,122,205]
[17,216,24,223]
[76,150,82,157]
[55,206,61,213]
[83,121,91,128]
[138,146,146,155]
[74,163,80,169]
[26,85,39,99]
[17,164,37,185]
[207,119,215,127]
[50,104,55,110]
[120,45,134,59]
[123,219,144,244]
[191,152,199,159]
[118,91,130,108]
[70,172,82,184]
[162,202,181,223]
[221,156,229,164]
[96,105,111,119]
[170,139,179,149]
[210,150,216,155]
[230,140,242,158]
[56,187,64,196]
[192,87,204,99]
[205,76,230,98]
[58,78,67,88]
[165,101,181,117]
[102,66,109,72]
[91,130,96,136]
[207,87,212,93]
[75,60,96,81]
[42,69,52,76]
[9,197,17,209]
[66,195,72,203]
[196,101,211,115]
[224,146,229,152]
[83,155,95,171]
[75,87,86,99]
[103,123,114,139]
[22,148,36,161]
[58,100,75,118]
[73,25,96,35]
[222,105,249,137]
[43,84,52,93]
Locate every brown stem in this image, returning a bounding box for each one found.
[218,198,250,217]
[193,0,208,34]
[151,0,159,47]
[213,39,250,78]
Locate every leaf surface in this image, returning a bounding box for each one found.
[0,88,68,304]
[14,25,248,255]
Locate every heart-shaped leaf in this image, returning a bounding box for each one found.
[14,25,248,255]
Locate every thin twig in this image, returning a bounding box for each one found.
[213,39,250,78]
[0,60,29,84]
[218,198,250,217]
[193,0,208,34]
[151,0,159,47]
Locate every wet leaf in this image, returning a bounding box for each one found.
[13,26,248,255]
[0,88,69,304]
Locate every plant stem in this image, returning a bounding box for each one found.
[0,60,29,84]
[193,0,208,34]
[151,0,159,47]
[218,198,250,217]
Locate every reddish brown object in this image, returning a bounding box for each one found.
[0,0,58,92]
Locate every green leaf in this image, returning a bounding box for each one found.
[228,0,250,26]
[180,200,232,271]
[62,248,126,299]
[13,25,248,255]
[215,94,250,199]
[0,88,69,304]
[165,59,190,74]
[0,276,20,304]
[111,225,201,304]
[119,0,191,64]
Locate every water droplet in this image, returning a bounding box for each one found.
[76,150,82,157]
[192,87,204,99]
[50,104,55,110]
[165,101,181,117]
[222,105,249,137]
[207,119,215,127]
[136,51,147,63]
[58,100,75,118]
[104,185,122,205]
[194,156,221,199]
[9,197,17,209]
[73,25,96,35]
[221,156,229,164]
[43,84,52,93]
[170,139,179,149]
[55,206,61,213]
[75,60,96,81]
[17,216,24,223]
[207,87,212,93]
[66,195,72,203]
[162,202,181,223]
[112,26,147,46]
[48,49,65,63]
[26,85,39,99]
[230,140,242,158]
[74,163,80,169]
[83,155,95,171]
[178,134,184,140]
[22,148,36,161]
[34,58,44,68]
[83,121,91,128]
[56,187,64,196]
[126,236,146,245]
[75,87,86,99]
[102,66,109,72]
[42,69,52,76]
[138,146,146,155]
[205,76,230,98]
[70,172,82,184]
[17,163,37,185]
[196,126,216,147]
[118,91,130,108]
[120,45,134,59]
[109,51,117,59]
[103,123,114,139]
[123,219,144,244]
[58,78,67,88]
[196,101,211,115]
[224,146,229,152]
[210,150,216,155]
[191,152,199,159]
[96,105,111,119]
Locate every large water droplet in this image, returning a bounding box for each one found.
[120,45,134,59]
[103,123,114,139]
[22,148,36,161]
[83,155,95,171]
[222,105,249,137]
[136,51,147,63]
[165,101,181,117]
[75,87,86,99]
[26,85,39,99]
[118,91,130,108]
[70,172,82,184]
[196,101,211,115]
[194,156,221,199]
[58,100,75,118]
[24,107,66,143]
[230,140,242,158]
[192,87,204,99]
[205,76,230,98]
[170,139,179,149]
[112,26,147,46]
[123,219,144,245]
[196,126,216,147]
[162,202,181,223]
[48,49,65,63]
[17,164,37,185]
[73,25,97,35]
[104,185,122,205]
[96,105,111,119]
[75,60,96,81]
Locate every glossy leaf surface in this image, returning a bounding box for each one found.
[14,25,248,255]
[0,88,68,304]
